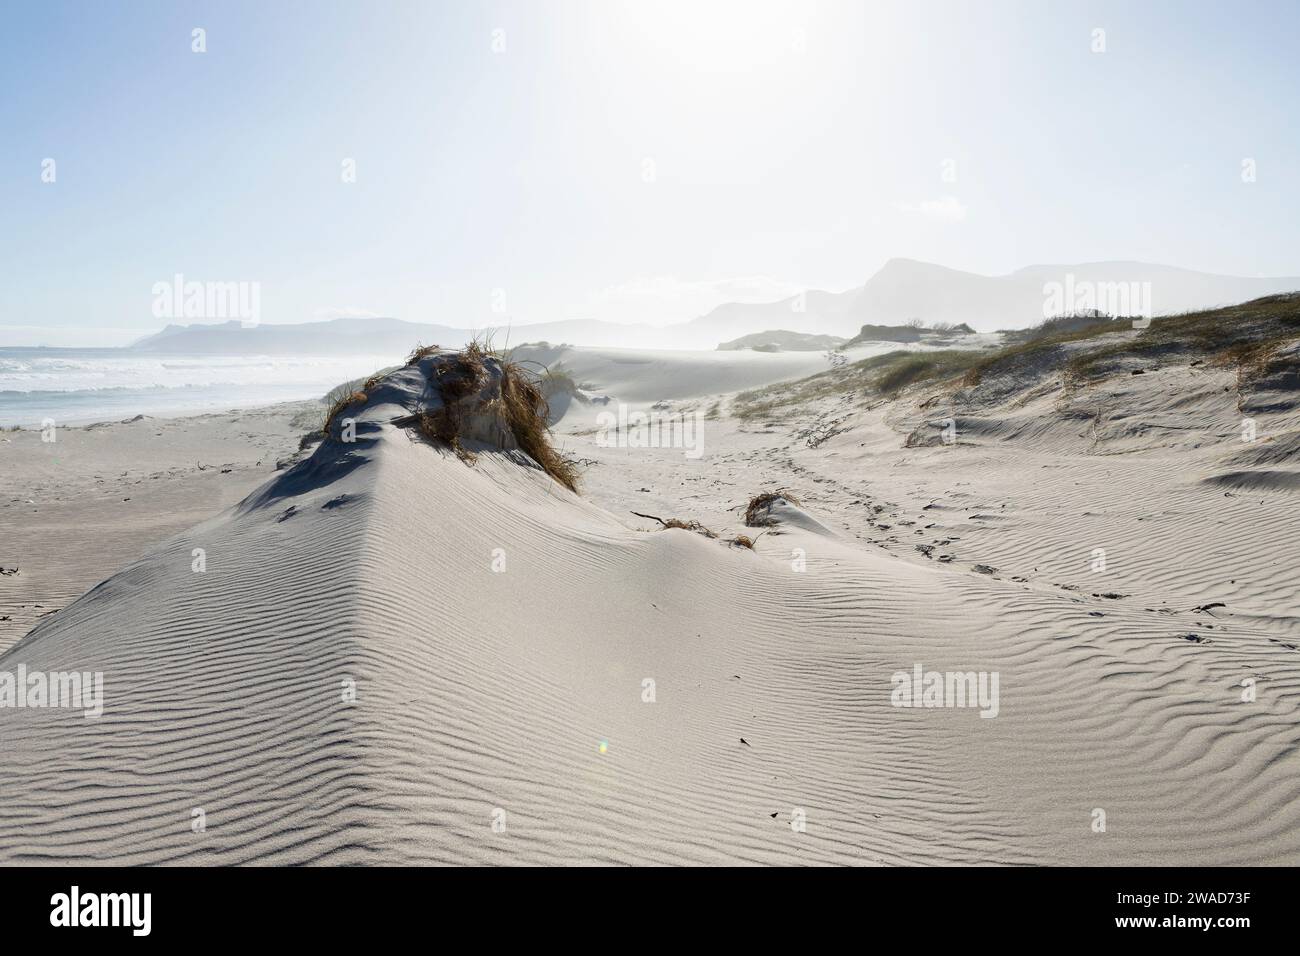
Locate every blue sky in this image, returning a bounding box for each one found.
[2,0,1297,345]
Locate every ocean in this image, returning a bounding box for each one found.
[0,349,396,427]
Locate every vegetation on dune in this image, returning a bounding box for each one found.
[875,352,982,394]
[733,349,986,420]
[969,295,1300,387]
[418,343,487,462]
[839,319,975,349]
[954,311,1132,386]
[301,336,581,492]
[414,340,581,493]
[1061,294,1300,384]
[729,293,1300,421]
[743,490,801,527]
[631,510,759,550]
[322,390,368,436]
[406,343,442,365]
[317,365,401,435]
[998,311,1129,345]
[322,379,368,409]
[661,517,717,537]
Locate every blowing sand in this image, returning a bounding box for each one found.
[1,339,1298,865]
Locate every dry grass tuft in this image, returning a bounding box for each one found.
[323,390,368,436]
[494,360,580,492]
[660,518,718,538]
[630,511,719,538]
[417,346,487,463]
[744,490,801,527]
[415,344,581,492]
[406,343,442,365]
[632,510,762,547]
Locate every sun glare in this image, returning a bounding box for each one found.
[614,0,813,73]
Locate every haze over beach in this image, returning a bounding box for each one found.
[2,0,1300,924]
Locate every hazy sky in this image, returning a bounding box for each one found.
[2,0,1297,345]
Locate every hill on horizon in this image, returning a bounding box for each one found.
[120,259,1300,355]
[686,258,1300,341]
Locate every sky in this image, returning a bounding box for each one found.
[1,0,1298,346]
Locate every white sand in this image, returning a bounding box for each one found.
[511,342,838,404]
[1,346,1298,865]
[0,403,315,653]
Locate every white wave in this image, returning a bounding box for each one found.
[0,350,396,426]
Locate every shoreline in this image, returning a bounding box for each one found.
[1,399,318,431]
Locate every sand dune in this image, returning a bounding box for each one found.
[2,334,1299,866]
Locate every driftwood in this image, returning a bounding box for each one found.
[630,511,670,527]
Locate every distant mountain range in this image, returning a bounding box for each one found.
[126,259,1300,354]
[682,259,1300,342]
[129,316,670,355]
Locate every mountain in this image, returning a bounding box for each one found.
[688,259,1300,337]
[123,260,1300,355]
[128,316,669,355]
[130,318,456,354]
[684,288,863,344]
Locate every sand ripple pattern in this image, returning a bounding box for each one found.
[2,425,1297,864]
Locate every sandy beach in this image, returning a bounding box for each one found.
[3,305,1298,866]
[0,402,316,652]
